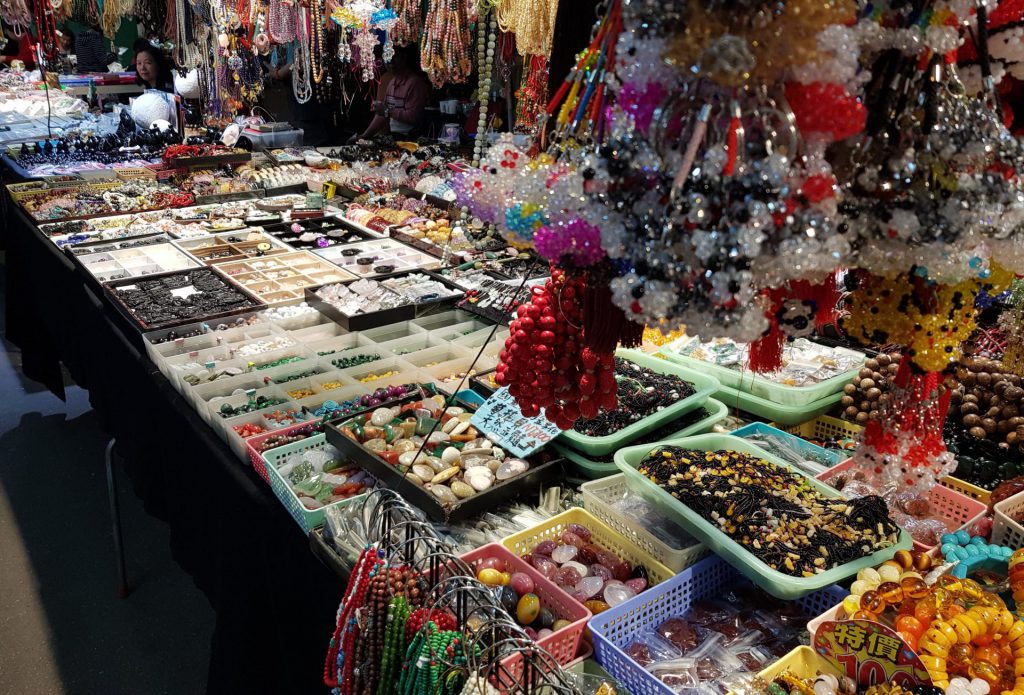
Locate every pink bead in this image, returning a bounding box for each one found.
[612,561,632,582]
[575,575,605,599]
[554,566,582,587]
[509,571,535,595]
[476,556,507,573]
[560,530,584,547]
[625,578,647,594]
[533,540,558,556]
[531,555,557,579]
[588,564,612,581]
[566,523,592,541]
[551,544,578,565]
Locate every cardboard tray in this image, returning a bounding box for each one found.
[323,394,563,522]
[304,270,465,331]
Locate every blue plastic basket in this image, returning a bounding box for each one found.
[589,555,847,695]
[730,422,847,467]
[262,434,373,533]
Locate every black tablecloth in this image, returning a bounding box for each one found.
[3,197,343,694]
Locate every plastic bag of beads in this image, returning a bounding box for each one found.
[692,641,748,694]
[644,657,709,693]
[609,490,700,550]
[682,600,739,628]
[727,633,775,670]
[624,631,683,667]
[655,617,709,654]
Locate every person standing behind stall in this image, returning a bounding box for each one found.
[348,44,428,143]
[74,20,114,73]
[133,43,174,92]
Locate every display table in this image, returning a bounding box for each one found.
[2,186,343,694]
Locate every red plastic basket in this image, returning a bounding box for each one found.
[459,543,591,686]
[816,459,988,552]
[244,420,323,482]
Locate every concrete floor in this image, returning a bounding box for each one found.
[0,271,215,693]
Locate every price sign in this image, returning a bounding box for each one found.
[815,620,930,688]
[469,387,562,458]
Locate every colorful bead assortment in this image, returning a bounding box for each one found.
[273,444,374,510]
[637,447,902,576]
[472,555,574,639]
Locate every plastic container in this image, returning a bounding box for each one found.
[992,488,1024,549]
[553,398,730,480]
[715,385,844,425]
[942,476,992,505]
[238,127,304,150]
[661,338,864,406]
[420,356,498,395]
[776,414,864,443]
[815,458,988,552]
[461,543,590,675]
[757,646,843,683]
[589,555,847,695]
[581,474,708,573]
[261,434,373,533]
[559,349,720,457]
[731,421,848,467]
[401,344,472,368]
[500,508,675,588]
[614,433,913,598]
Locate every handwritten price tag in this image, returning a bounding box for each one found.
[469,387,562,458]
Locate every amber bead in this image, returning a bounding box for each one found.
[878,581,904,605]
[860,589,885,614]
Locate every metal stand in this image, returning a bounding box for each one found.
[105,438,129,598]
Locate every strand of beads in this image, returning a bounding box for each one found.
[472,13,497,166]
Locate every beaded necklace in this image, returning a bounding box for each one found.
[390,0,421,47]
[33,0,60,66]
[1,0,32,35]
[267,0,297,43]
[292,6,313,103]
[309,0,326,85]
[472,13,497,166]
[420,0,473,87]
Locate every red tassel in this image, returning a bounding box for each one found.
[749,321,785,373]
[724,115,740,176]
[581,262,644,352]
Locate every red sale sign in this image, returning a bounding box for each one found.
[814,620,932,687]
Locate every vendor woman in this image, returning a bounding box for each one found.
[348,44,429,143]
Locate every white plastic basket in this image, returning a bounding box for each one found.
[993,489,1024,549]
[580,474,708,573]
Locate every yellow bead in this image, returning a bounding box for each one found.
[961,578,984,601]
[1009,621,1024,643]
[920,654,946,671]
[842,595,861,616]
[951,618,973,644]
[1015,658,1024,677]
[477,568,504,586]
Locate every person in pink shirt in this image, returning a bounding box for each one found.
[348,44,429,143]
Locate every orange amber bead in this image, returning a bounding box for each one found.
[947,643,974,674]
[878,581,904,605]
[897,615,926,638]
[861,589,885,613]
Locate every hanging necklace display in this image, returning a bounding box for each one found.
[421,0,474,87]
[267,0,297,44]
[329,0,398,81]
[472,13,497,167]
[34,0,61,68]
[292,6,313,104]
[390,0,422,47]
[494,0,560,58]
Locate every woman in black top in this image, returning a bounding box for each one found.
[133,44,174,92]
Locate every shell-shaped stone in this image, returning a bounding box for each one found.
[412,464,435,482]
[441,447,462,466]
[465,472,494,491]
[496,458,529,481]
[450,480,476,499]
[431,466,461,484]
[428,484,458,504]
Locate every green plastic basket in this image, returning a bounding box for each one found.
[714,384,844,425]
[262,434,372,534]
[660,341,864,407]
[613,433,912,599]
[553,398,729,480]
[558,349,720,456]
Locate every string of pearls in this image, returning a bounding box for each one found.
[292,7,313,104]
[472,13,497,166]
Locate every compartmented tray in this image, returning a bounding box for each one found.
[661,336,865,406]
[104,267,265,331]
[305,270,466,331]
[613,433,912,599]
[558,349,720,456]
[174,228,293,265]
[260,216,376,250]
[324,394,563,522]
[214,250,357,305]
[715,384,844,425]
[67,233,201,282]
[314,237,441,277]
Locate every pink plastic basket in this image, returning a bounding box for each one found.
[460,543,591,685]
[816,459,988,552]
[244,420,323,482]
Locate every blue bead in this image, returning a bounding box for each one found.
[955,529,971,545]
[965,545,980,557]
[941,534,959,546]
[970,536,987,546]
[941,543,957,558]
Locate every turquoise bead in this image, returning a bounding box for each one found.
[964,545,980,557]
[941,533,958,546]
[970,536,986,546]
[942,543,957,557]
[955,529,971,544]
